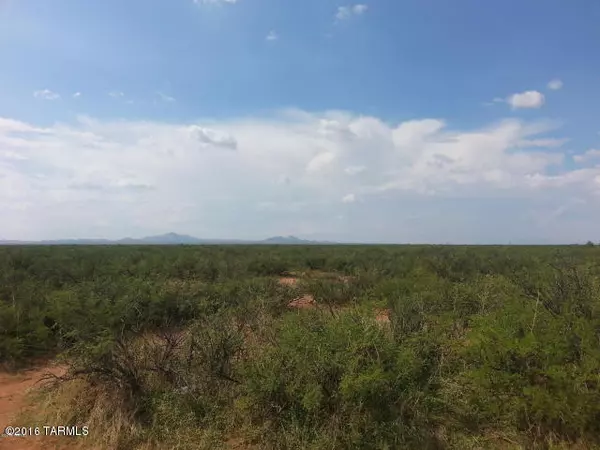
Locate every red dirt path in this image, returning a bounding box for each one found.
[0,363,69,450]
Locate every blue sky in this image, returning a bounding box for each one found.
[1,0,600,243]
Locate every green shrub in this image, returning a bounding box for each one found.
[238,311,441,449]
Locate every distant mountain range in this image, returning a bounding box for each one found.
[0,233,337,246]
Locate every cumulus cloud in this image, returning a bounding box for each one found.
[1,110,599,242]
[336,4,368,21]
[33,90,60,100]
[547,79,563,90]
[266,31,278,41]
[507,90,545,109]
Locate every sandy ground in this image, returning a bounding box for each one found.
[0,363,71,450]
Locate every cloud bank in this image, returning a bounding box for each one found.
[1,110,599,243]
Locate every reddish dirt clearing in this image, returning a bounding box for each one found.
[0,363,70,450]
[278,277,389,322]
[278,277,318,309]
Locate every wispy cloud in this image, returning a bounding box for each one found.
[517,138,569,148]
[344,166,366,175]
[507,90,545,109]
[109,91,125,99]
[573,149,600,163]
[33,89,60,100]
[483,97,505,107]
[266,30,279,42]
[335,4,368,21]
[73,92,82,99]
[547,79,563,91]
[157,92,176,102]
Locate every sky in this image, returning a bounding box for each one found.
[1,0,600,243]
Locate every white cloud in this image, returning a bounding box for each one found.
[189,126,237,149]
[336,4,368,21]
[0,118,42,133]
[307,152,336,173]
[33,90,60,100]
[0,150,28,161]
[547,79,563,91]
[1,110,599,242]
[342,193,356,203]
[266,30,278,41]
[73,92,82,99]
[506,91,545,109]
[574,149,600,163]
[392,119,444,147]
[109,91,125,99]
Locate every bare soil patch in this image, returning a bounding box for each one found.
[375,308,391,325]
[279,277,317,308]
[278,277,299,287]
[287,294,316,309]
[0,363,70,450]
